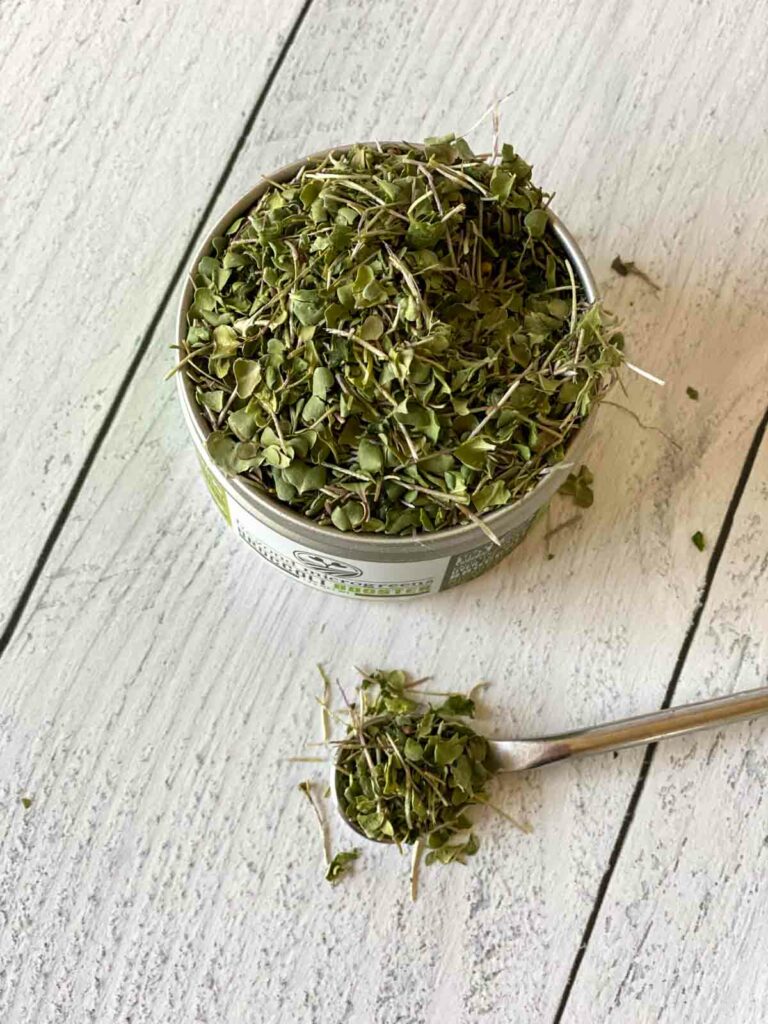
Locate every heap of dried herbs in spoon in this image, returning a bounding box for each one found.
[292,667,530,898]
[179,135,623,536]
[334,669,496,866]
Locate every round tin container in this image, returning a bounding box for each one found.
[176,145,598,599]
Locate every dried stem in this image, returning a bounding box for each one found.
[298,781,332,866]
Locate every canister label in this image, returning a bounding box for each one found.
[198,461,536,598]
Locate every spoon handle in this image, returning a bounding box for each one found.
[495,686,768,771]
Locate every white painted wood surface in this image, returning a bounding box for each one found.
[1,1,767,1021]
[565,441,768,1023]
[0,0,305,629]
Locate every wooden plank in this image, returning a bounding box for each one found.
[563,433,768,1023]
[0,0,306,629]
[1,0,768,1021]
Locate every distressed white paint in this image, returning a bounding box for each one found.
[1,0,768,1021]
[564,441,768,1023]
[0,0,305,628]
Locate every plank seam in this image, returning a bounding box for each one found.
[551,398,768,1024]
[0,0,315,661]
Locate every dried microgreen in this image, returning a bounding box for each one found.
[558,464,594,508]
[335,669,495,861]
[179,136,622,535]
[298,780,332,867]
[20,796,33,809]
[692,530,706,551]
[295,667,528,899]
[318,663,332,743]
[611,255,661,292]
[298,780,360,886]
[686,386,699,401]
[410,838,424,902]
[325,848,360,885]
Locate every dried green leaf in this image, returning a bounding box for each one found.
[455,436,495,471]
[302,394,326,424]
[404,738,425,762]
[434,734,465,767]
[357,438,383,473]
[524,208,549,238]
[291,289,325,326]
[559,464,594,508]
[228,406,259,441]
[283,460,327,495]
[233,358,262,398]
[472,480,511,513]
[207,431,258,475]
[489,167,514,201]
[195,388,224,413]
[360,314,385,341]
[611,255,661,292]
[436,695,476,718]
[212,324,238,357]
[325,849,360,885]
[331,502,365,531]
[312,366,334,399]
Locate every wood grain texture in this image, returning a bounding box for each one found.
[0,0,305,629]
[1,0,767,1021]
[563,439,768,1023]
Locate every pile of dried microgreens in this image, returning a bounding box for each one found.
[177,135,624,541]
[295,668,529,899]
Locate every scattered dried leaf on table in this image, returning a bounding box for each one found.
[611,255,661,292]
[325,849,360,885]
[558,464,594,508]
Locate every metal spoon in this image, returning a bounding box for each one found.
[333,686,768,841]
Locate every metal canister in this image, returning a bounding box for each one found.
[176,146,598,599]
